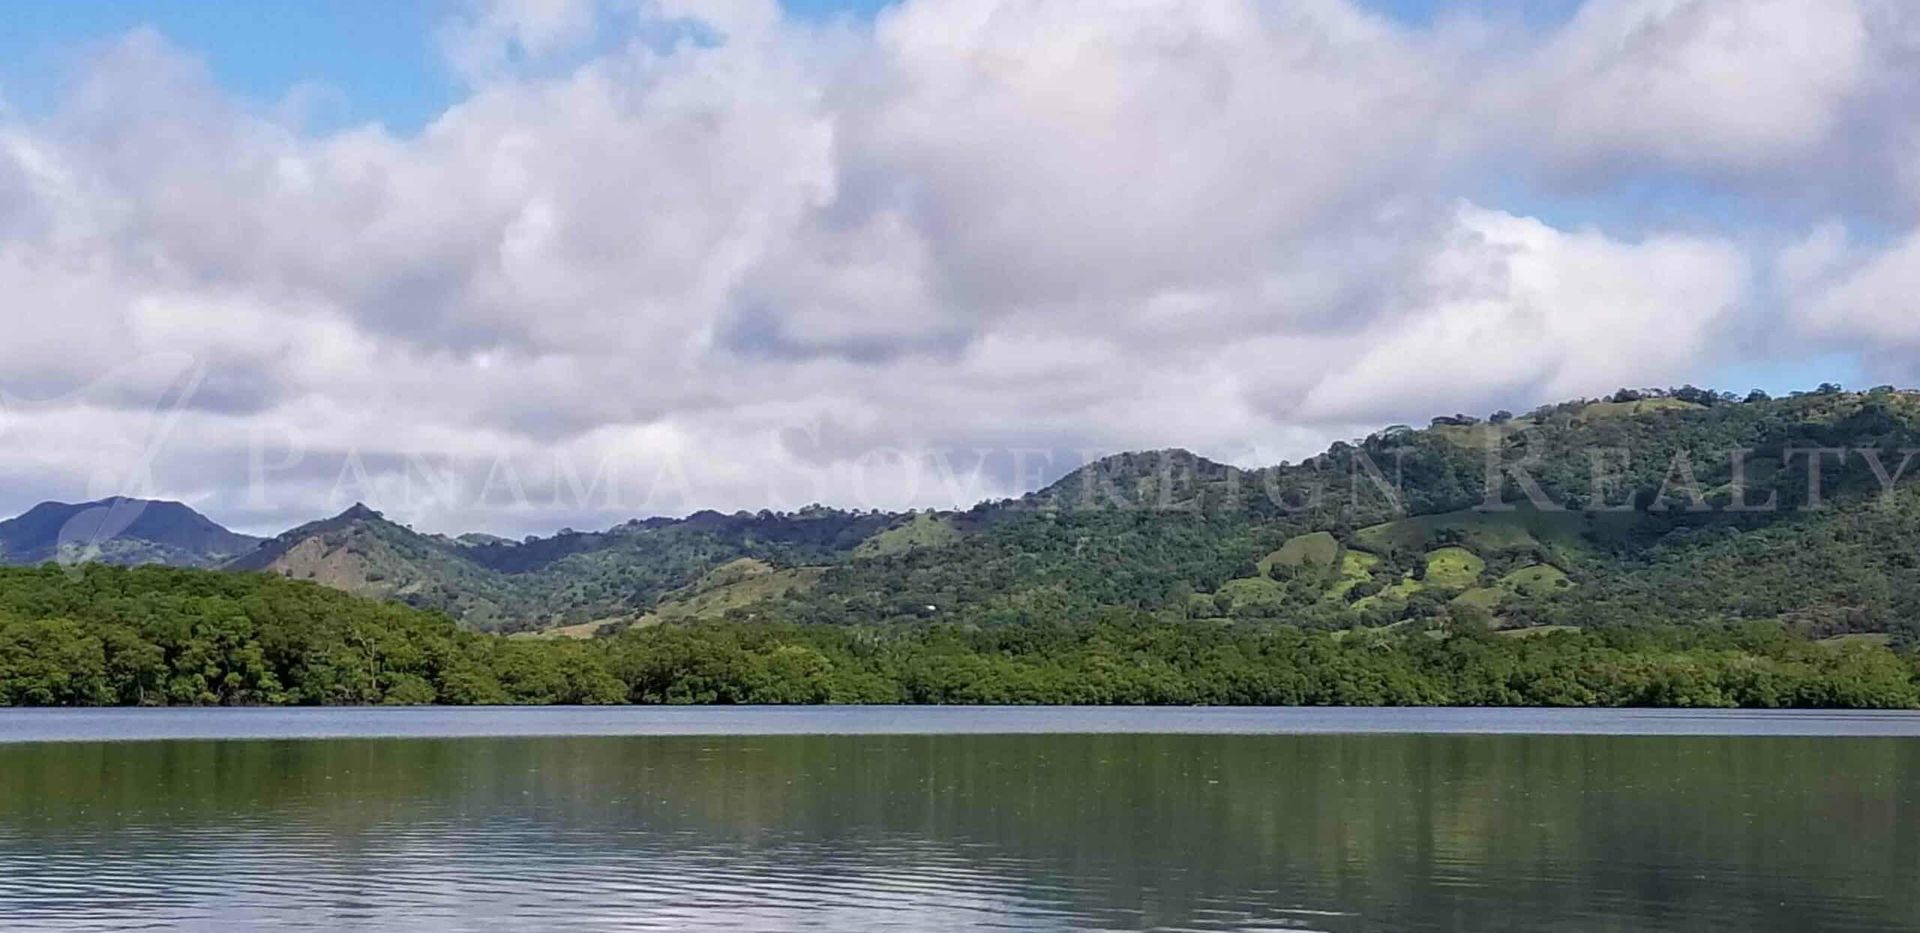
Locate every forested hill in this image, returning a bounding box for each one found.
[620,385,1920,645]
[11,384,1920,644]
[223,503,897,631]
[9,383,1920,708]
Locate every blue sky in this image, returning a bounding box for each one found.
[0,1,900,132]
[0,1,457,132]
[0,0,1580,132]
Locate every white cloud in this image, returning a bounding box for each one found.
[0,0,1897,534]
[440,0,607,82]
[1789,228,1920,351]
[1523,0,1868,174]
[1297,205,1749,421]
[852,0,1455,310]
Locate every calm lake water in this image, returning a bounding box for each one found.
[1,708,1917,931]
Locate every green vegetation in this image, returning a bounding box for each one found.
[1260,531,1341,573]
[2,564,1918,708]
[0,564,525,706]
[757,386,1920,644]
[226,504,897,632]
[15,384,1920,686]
[1423,547,1486,589]
[1451,586,1505,613]
[1452,565,1572,614]
[1579,397,1706,419]
[1329,550,1381,600]
[640,560,824,624]
[852,512,963,558]
[1501,564,1571,597]
[19,385,1893,647]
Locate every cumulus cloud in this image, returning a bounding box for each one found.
[0,0,1898,534]
[1295,205,1749,421]
[1785,225,1920,370]
[1525,0,1867,174]
[440,0,608,82]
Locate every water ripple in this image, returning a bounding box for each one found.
[2,732,1916,931]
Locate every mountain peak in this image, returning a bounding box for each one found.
[1030,448,1240,510]
[338,502,385,522]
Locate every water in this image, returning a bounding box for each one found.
[1,709,1916,931]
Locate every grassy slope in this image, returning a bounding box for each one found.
[854,513,964,558]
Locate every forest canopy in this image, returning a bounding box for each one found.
[2,565,1916,709]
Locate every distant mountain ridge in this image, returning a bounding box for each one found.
[0,497,261,568]
[222,501,898,631]
[14,386,1920,645]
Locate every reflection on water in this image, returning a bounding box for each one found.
[1,733,1916,931]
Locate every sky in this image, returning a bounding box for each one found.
[1,0,1916,536]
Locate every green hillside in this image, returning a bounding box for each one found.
[15,385,1920,649]
[227,504,895,632]
[757,386,1920,645]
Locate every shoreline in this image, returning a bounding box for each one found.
[8,705,1920,744]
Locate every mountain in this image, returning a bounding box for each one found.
[690,385,1920,645]
[22,384,1920,647]
[0,497,261,568]
[224,503,527,627]
[1020,448,1245,512]
[505,385,1920,643]
[227,502,899,632]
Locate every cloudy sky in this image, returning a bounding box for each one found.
[0,0,1915,536]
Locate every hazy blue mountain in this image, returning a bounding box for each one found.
[0,497,261,568]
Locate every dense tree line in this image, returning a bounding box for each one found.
[3,565,1917,708]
